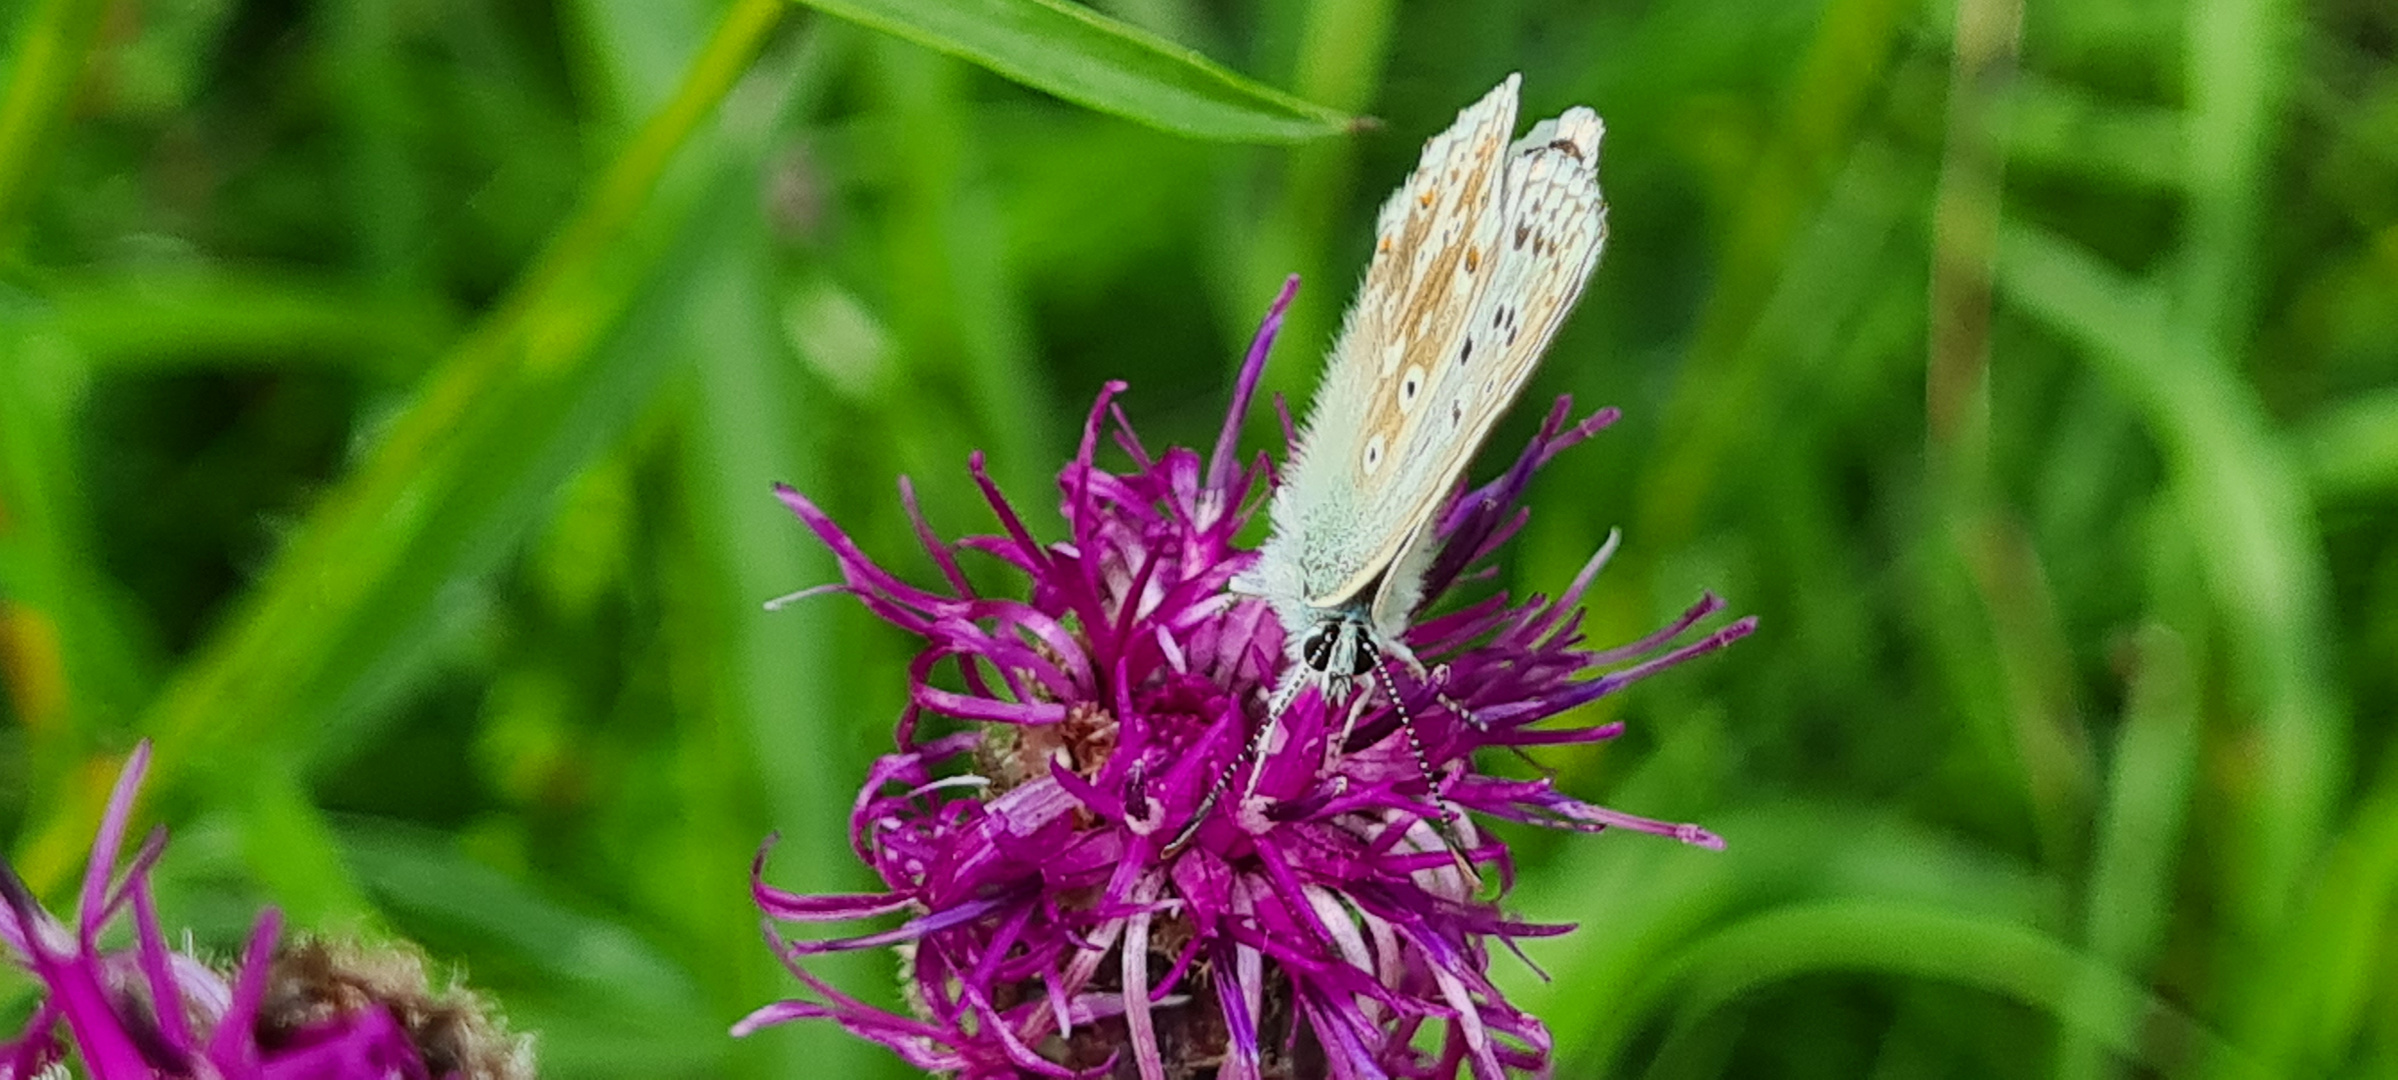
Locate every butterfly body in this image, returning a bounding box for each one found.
[1241,74,1611,714]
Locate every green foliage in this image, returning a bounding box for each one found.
[1,0,2394,1076]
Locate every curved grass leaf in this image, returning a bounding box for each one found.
[788,0,1353,142]
[1505,802,2047,1073]
[1639,901,2258,1080]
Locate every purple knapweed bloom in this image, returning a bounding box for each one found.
[738,277,1752,1079]
[0,743,531,1080]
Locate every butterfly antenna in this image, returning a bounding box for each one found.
[1370,660,1481,888]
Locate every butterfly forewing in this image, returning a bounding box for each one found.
[1281,76,1523,611]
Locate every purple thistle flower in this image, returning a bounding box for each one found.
[0,743,532,1080]
[739,276,1753,1079]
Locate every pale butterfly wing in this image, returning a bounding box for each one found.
[1367,106,1609,633]
[1180,78,1606,854]
[1256,75,1522,614]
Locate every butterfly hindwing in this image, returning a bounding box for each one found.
[1366,107,1609,634]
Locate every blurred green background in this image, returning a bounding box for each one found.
[2,0,2395,1076]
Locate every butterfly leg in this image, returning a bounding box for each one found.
[1425,662,1489,731]
[1164,668,1305,858]
[1164,719,1265,858]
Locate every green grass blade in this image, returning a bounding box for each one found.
[1507,803,2048,1074]
[868,39,1051,497]
[789,0,1354,142]
[2057,601,2203,1080]
[2178,0,2288,347]
[1642,901,2257,1080]
[1995,222,2344,936]
[675,224,891,1080]
[45,271,454,376]
[2221,763,2398,1072]
[0,310,158,884]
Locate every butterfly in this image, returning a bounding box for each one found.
[1244,72,1609,719]
[1171,74,1610,854]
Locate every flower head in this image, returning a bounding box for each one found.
[740,276,1752,1079]
[0,743,531,1080]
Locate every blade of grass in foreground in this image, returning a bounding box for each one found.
[791,0,1355,142]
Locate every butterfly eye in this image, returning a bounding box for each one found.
[1341,637,1379,677]
[1302,624,1337,672]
